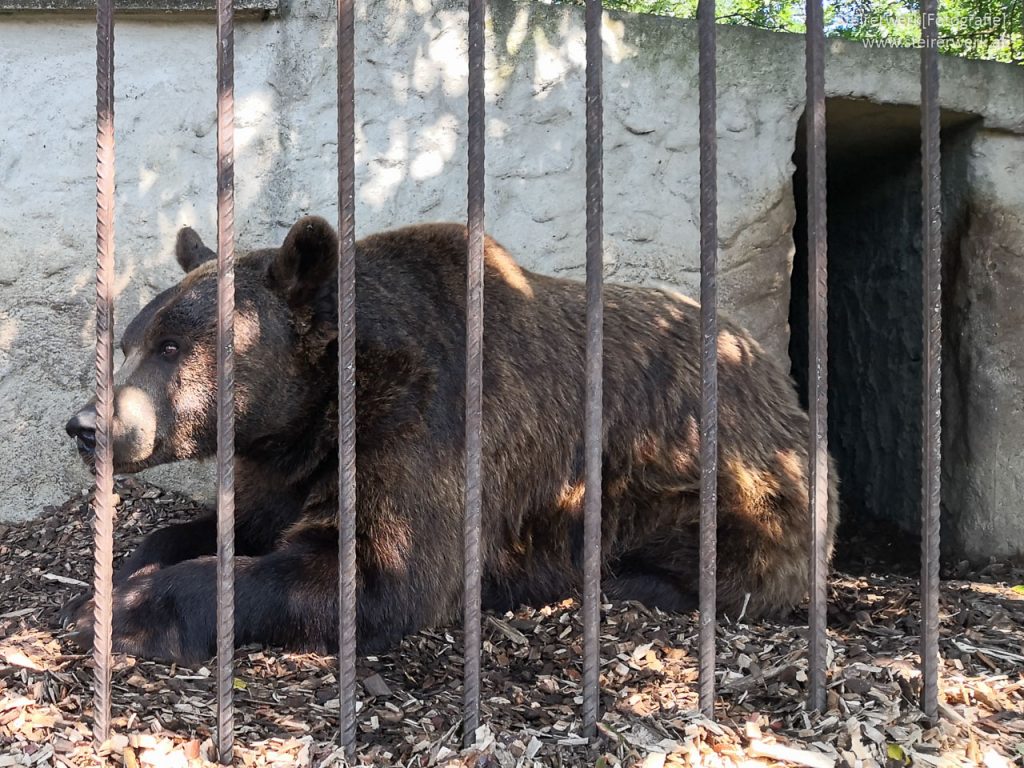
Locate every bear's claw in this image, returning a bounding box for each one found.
[58,592,94,630]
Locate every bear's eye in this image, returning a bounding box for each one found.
[158,340,180,359]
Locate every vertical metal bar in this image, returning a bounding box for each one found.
[697,0,718,720]
[91,0,115,745]
[581,0,604,739]
[463,0,486,746]
[805,0,829,714]
[919,0,942,724]
[214,0,236,759]
[336,0,358,756]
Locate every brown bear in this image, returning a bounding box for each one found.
[62,216,839,664]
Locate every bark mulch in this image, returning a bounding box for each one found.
[1,478,1022,767]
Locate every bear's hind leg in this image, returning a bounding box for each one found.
[603,546,700,614]
[604,570,698,613]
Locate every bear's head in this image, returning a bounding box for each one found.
[65,216,340,474]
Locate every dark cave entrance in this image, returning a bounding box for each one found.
[788,98,976,574]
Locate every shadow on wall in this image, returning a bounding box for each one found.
[106,0,610,302]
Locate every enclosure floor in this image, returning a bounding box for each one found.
[1,479,1022,767]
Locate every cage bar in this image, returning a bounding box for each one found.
[581,0,604,739]
[337,0,358,758]
[697,0,718,720]
[805,0,829,714]
[91,0,115,745]
[463,0,486,745]
[919,0,942,724]
[214,0,237,759]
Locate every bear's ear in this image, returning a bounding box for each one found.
[271,216,339,308]
[175,227,216,273]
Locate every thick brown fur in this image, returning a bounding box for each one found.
[61,217,839,664]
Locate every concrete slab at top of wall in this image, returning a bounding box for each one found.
[1,0,1023,546]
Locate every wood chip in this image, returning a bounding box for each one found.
[748,740,835,768]
[362,673,391,698]
[40,573,90,588]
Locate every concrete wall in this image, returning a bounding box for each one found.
[945,131,1024,559]
[1,0,1022,559]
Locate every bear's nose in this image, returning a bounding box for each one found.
[66,407,97,454]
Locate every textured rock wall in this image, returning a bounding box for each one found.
[1,0,1023,561]
[821,138,926,537]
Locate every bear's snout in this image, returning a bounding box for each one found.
[66,406,97,457]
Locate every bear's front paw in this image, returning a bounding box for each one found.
[58,591,94,630]
[62,594,97,653]
[61,566,217,666]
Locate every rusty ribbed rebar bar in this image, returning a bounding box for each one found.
[919,0,942,724]
[91,0,115,745]
[581,0,604,739]
[805,0,830,715]
[336,0,358,757]
[463,0,486,746]
[215,0,236,760]
[697,0,718,721]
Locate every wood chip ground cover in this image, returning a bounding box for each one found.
[1,479,1022,767]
